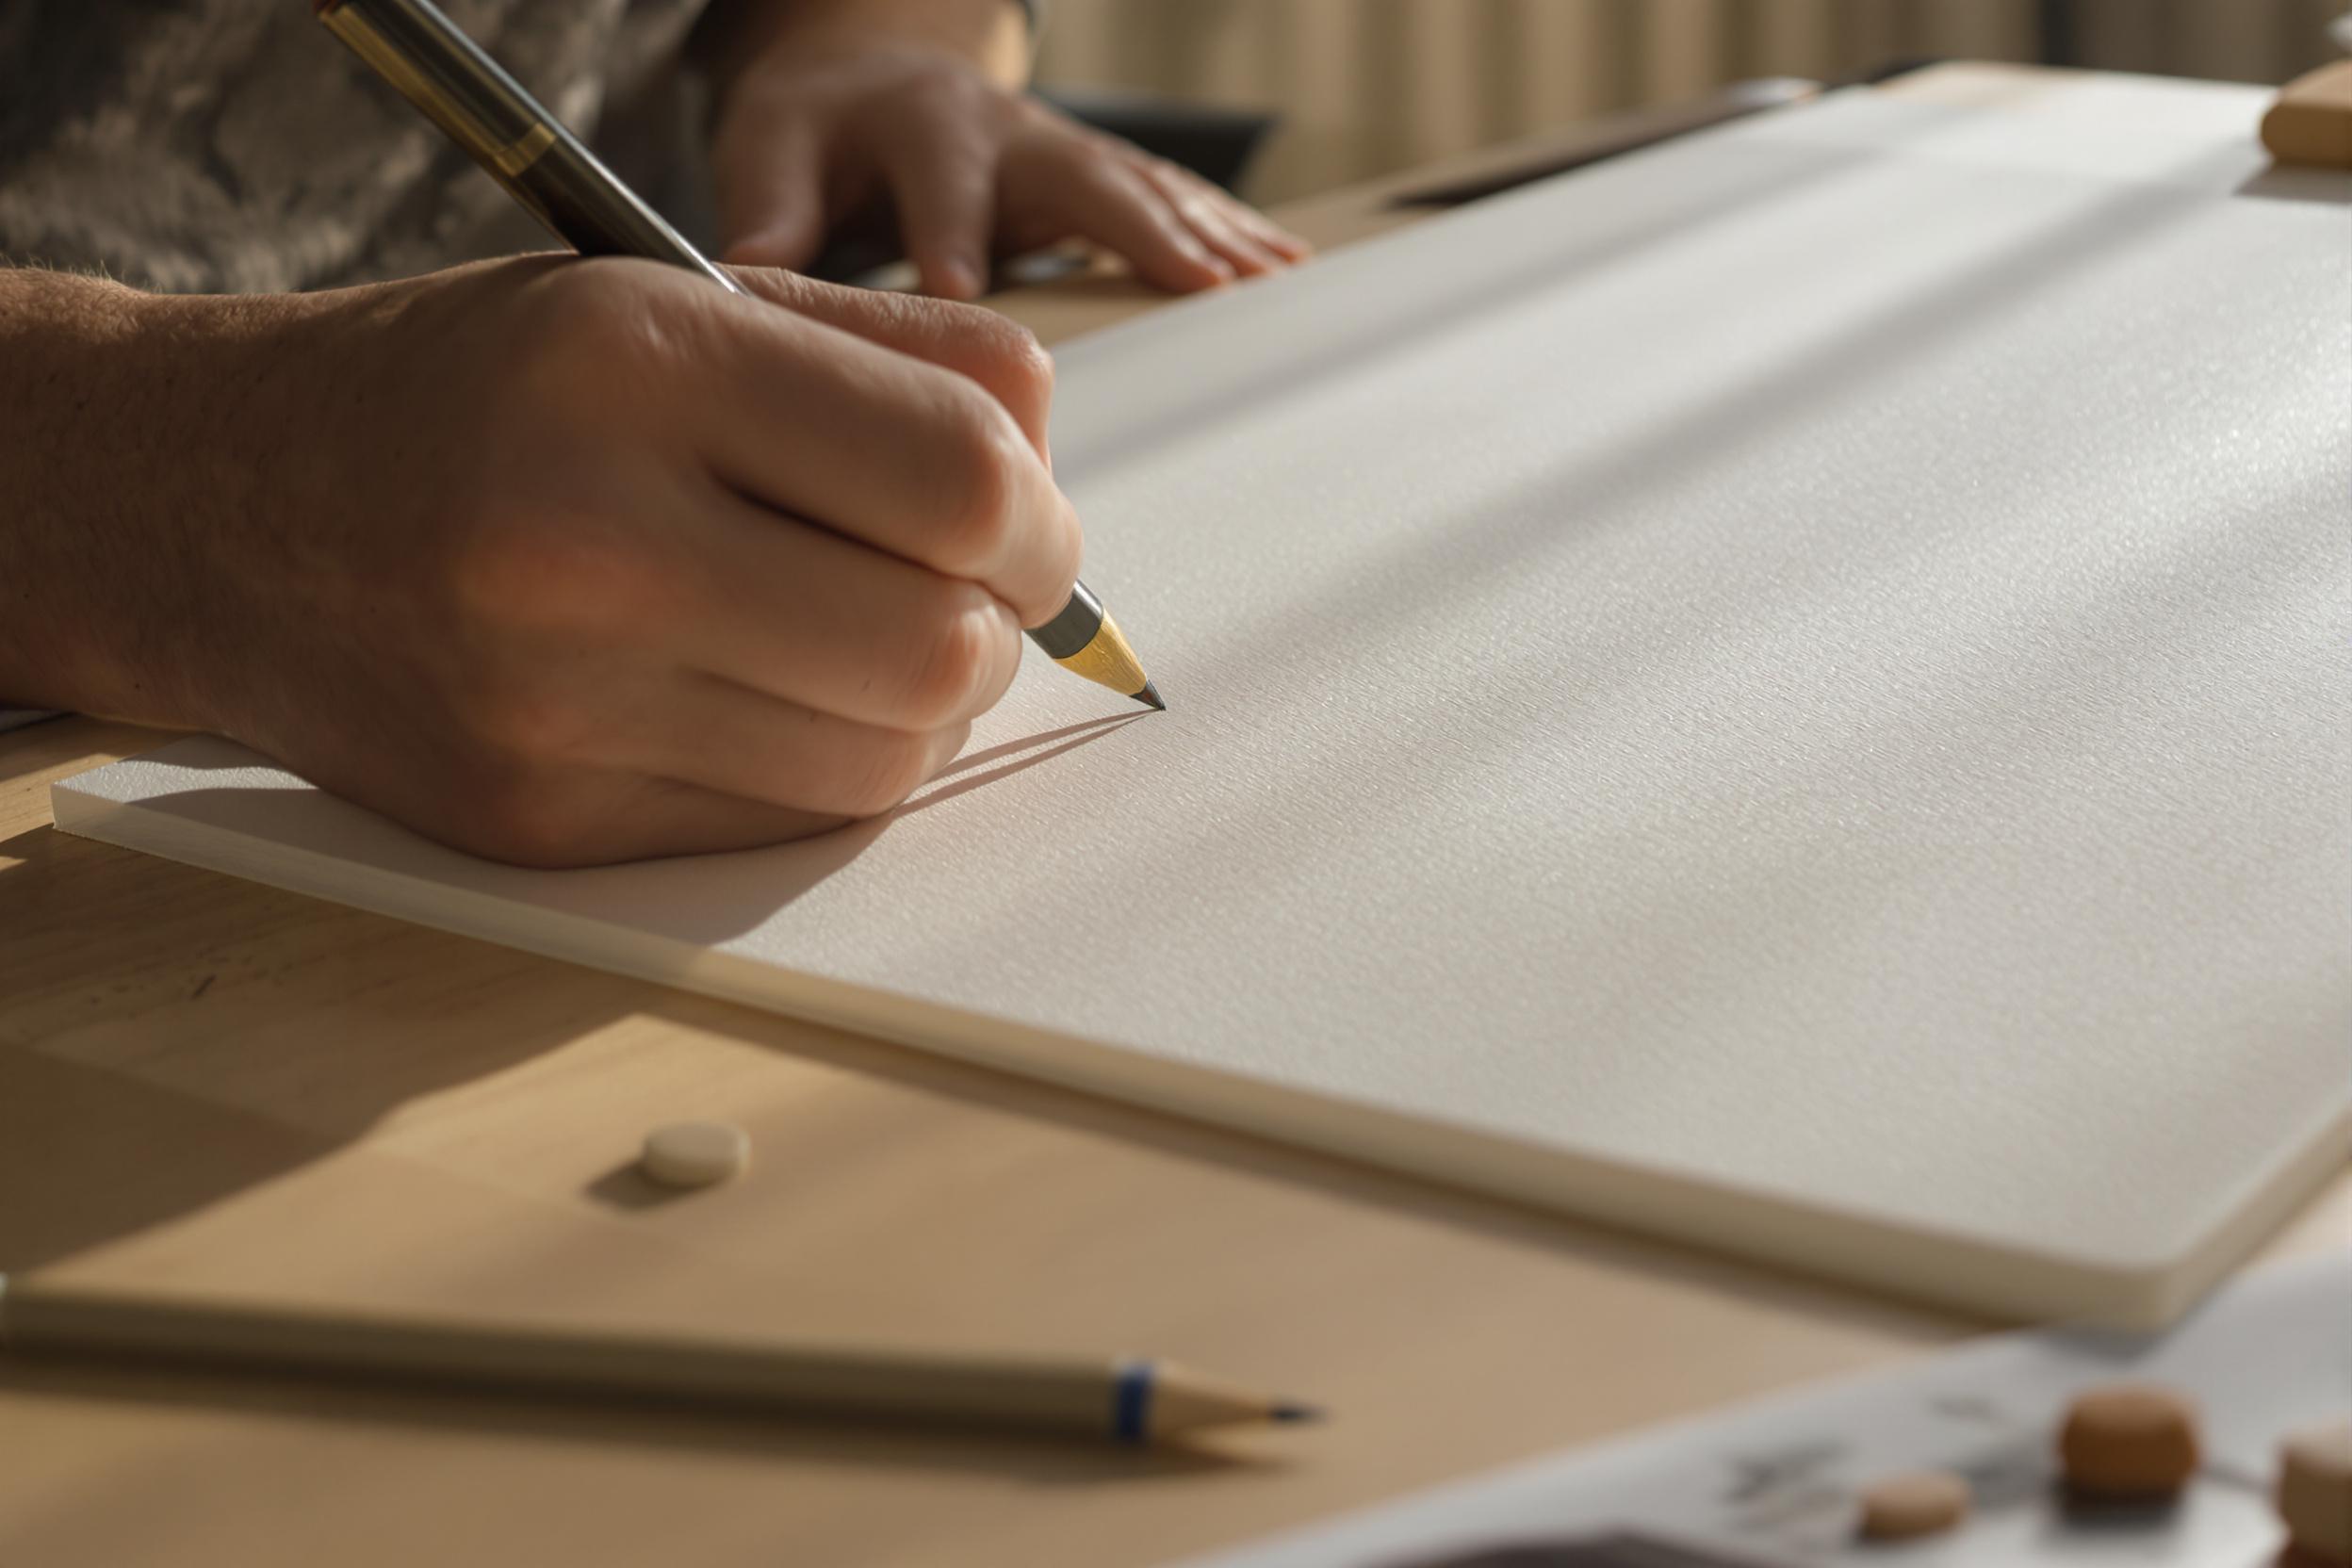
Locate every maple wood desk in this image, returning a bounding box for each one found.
[2,62,2344,1568]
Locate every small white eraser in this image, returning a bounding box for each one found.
[639,1121,750,1189]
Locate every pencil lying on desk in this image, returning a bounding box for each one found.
[0,1275,1318,1445]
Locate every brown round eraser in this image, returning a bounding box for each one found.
[1857,1469,1970,1541]
[2277,1418,2352,1564]
[2060,1384,2201,1498]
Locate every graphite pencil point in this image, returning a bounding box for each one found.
[1135,680,1167,711]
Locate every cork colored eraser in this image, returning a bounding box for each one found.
[2277,1419,2352,1565]
[2262,60,2352,169]
[2060,1384,2202,1499]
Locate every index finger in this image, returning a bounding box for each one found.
[669,280,1082,627]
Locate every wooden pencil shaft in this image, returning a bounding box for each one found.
[0,1281,1129,1433]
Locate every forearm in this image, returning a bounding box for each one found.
[694,0,1033,103]
[0,270,299,727]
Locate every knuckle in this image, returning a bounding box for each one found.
[1170,185,1222,224]
[514,268,617,362]
[991,321,1056,408]
[896,580,1005,727]
[918,306,1054,439]
[532,261,664,346]
[512,263,693,401]
[931,394,1024,572]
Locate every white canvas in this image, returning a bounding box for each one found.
[54,80,2352,1327]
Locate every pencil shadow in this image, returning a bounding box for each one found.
[926,713,1146,783]
[0,1349,1262,1482]
[895,711,1149,818]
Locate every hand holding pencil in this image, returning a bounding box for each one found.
[314,0,1165,720]
[7,65,1105,872]
[89,254,1088,867]
[0,7,1153,873]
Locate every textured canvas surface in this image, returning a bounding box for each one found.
[55,81,2352,1324]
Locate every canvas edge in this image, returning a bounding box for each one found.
[53,766,2344,1330]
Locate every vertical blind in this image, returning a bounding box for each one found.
[1036,0,2348,200]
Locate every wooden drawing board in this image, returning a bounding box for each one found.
[54,80,2352,1328]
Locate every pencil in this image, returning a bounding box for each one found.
[313,0,1164,711]
[0,1275,1317,1444]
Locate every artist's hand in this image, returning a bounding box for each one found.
[709,12,1309,299]
[0,260,1078,865]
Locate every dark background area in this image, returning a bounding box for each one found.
[1033,0,2348,201]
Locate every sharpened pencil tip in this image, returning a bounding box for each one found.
[1269,1403,1324,1424]
[1134,680,1166,711]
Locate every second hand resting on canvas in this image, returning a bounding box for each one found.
[0,0,1308,868]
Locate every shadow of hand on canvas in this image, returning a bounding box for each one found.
[561,710,1152,946]
[87,710,1152,952]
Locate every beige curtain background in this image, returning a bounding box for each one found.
[1034,1,2351,201]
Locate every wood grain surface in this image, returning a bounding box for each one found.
[3,64,2344,1568]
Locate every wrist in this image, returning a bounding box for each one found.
[0,272,172,720]
[0,274,331,730]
